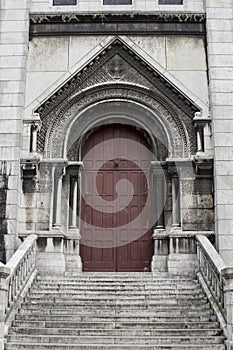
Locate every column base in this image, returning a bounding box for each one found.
[36,252,66,275]
[67,228,81,240]
[151,229,168,272]
[65,255,82,273]
[65,233,82,273]
[168,253,197,277]
[156,225,165,230]
[151,254,168,272]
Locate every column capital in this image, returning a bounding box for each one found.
[193,113,211,129]
[0,263,11,282]
[54,162,67,178]
[167,164,179,177]
[150,161,166,178]
[222,267,233,281]
[67,161,84,176]
[31,121,41,132]
[23,113,41,125]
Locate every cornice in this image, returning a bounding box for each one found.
[30,12,205,24]
[30,12,205,37]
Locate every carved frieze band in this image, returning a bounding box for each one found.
[30,12,205,24]
[30,13,205,37]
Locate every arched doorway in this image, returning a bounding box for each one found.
[80,124,154,271]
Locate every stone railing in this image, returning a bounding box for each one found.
[196,235,226,318]
[196,235,233,350]
[0,234,37,350]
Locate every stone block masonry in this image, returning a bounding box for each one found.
[0,0,30,261]
[205,0,233,265]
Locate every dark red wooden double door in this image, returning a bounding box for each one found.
[80,125,153,271]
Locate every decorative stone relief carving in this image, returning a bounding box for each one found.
[30,13,205,25]
[36,39,198,159]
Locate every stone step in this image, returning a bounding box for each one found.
[6,272,225,350]
[36,278,198,284]
[32,283,201,292]
[28,290,204,297]
[15,314,216,322]
[23,299,208,307]
[51,274,194,278]
[9,327,223,337]
[36,277,196,283]
[35,282,199,287]
[18,309,214,317]
[21,303,209,311]
[5,342,226,350]
[34,284,199,291]
[7,334,225,345]
[26,294,206,301]
[21,303,211,311]
[12,320,220,329]
[36,275,197,280]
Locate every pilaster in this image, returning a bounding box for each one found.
[0,0,30,260]
[205,0,233,264]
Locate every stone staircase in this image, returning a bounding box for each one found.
[6,272,226,349]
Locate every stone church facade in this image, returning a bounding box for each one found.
[0,0,233,276]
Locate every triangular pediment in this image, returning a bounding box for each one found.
[35,37,200,118]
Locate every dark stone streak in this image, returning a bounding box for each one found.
[0,173,8,264]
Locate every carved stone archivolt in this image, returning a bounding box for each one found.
[35,38,198,159]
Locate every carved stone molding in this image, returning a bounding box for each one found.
[36,39,199,119]
[35,38,198,158]
[30,13,205,25]
[30,13,205,37]
[42,87,190,159]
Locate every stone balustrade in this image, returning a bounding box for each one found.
[196,235,233,350]
[0,234,37,350]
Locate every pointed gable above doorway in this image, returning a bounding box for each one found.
[35,37,201,158]
[36,37,199,118]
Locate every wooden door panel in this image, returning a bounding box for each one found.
[80,124,153,272]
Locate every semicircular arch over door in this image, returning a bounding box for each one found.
[80,124,154,272]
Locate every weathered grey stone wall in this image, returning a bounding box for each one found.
[205,0,233,265]
[29,0,204,13]
[0,0,30,261]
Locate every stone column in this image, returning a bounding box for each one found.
[196,126,204,153]
[194,114,211,156]
[53,166,65,228]
[0,264,10,350]
[155,169,165,229]
[221,267,233,350]
[66,163,83,273]
[30,122,41,153]
[171,175,180,227]
[69,177,78,229]
[150,162,166,272]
